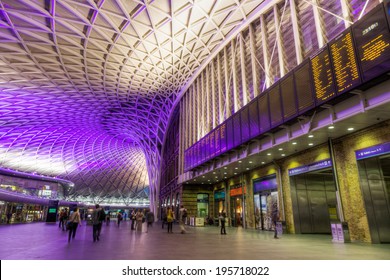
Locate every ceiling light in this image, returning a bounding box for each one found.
[249,161,253,164]
[281,154,285,156]
[224,167,227,169]
[208,180,210,181]
[246,168,250,170]
[235,167,238,169]
[261,162,265,164]
[308,143,314,146]
[238,161,242,163]
[215,176,218,178]
[348,127,354,131]
[292,142,297,145]
[308,135,314,138]
[328,126,334,129]
[213,172,216,174]
[278,148,283,151]
[224,172,227,174]
[202,176,205,178]
[224,177,227,179]
[267,153,271,156]
[234,172,237,175]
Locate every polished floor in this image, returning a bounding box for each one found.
[0,220,389,260]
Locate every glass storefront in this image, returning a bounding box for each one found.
[253,175,278,231]
[197,193,209,218]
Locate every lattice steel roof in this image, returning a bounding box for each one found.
[0,0,267,203]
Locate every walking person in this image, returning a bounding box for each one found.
[67,208,82,243]
[92,204,103,242]
[58,209,65,230]
[179,205,187,234]
[145,209,154,233]
[130,209,136,230]
[166,206,174,233]
[135,209,144,232]
[219,212,227,235]
[161,210,167,229]
[117,212,123,227]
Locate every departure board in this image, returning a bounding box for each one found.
[280,73,297,120]
[329,29,361,94]
[241,107,250,142]
[294,60,314,113]
[209,130,215,158]
[233,114,242,148]
[268,84,283,127]
[311,46,336,105]
[258,92,270,133]
[226,118,234,150]
[215,126,221,156]
[220,123,227,153]
[249,99,260,138]
[352,4,390,82]
[204,134,210,161]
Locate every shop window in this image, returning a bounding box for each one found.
[197,193,209,218]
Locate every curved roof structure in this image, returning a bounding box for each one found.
[0,0,268,204]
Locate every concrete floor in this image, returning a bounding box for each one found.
[0,221,389,260]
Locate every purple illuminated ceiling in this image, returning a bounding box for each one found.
[0,0,267,204]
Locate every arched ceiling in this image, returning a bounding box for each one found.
[0,0,268,203]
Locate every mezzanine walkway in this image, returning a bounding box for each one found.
[0,221,389,260]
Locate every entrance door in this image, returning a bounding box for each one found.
[358,156,390,243]
[230,197,243,227]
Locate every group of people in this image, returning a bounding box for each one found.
[130,209,155,232]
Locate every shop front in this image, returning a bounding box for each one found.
[229,185,246,227]
[356,142,390,243]
[253,175,278,231]
[214,190,225,225]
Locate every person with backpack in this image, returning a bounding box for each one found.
[219,212,227,235]
[179,205,187,234]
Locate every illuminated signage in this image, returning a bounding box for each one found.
[355,142,390,160]
[288,159,332,176]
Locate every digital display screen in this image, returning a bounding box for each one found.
[268,84,282,127]
[204,134,210,161]
[220,123,227,153]
[329,29,361,94]
[258,92,270,133]
[48,208,57,213]
[240,107,250,142]
[294,60,314,113]
[311,46,336,105]
[226,118,234,150]
[200,137,206,163]
[215,126,221,156]
[280,73,297,120]
[352,4,390,82]
[209,130,215,158]
[233,114,241,148]
[249,99,260,138]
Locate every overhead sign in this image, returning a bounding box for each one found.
[288,159,332,176]
[355,142,390,160]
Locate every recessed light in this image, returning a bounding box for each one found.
[267,153,271,156]
[224,172,227,174]
[234,172,237,175]
[238,161,242,163]
[215,176,218,178]
[328,126,334,129]
[224,177,227,179]
[246,168,250,170]
[202,176,205,178]
[194,179,196,181]
[261,162,265,164]
[208,180,210,181]
[281,154,285,156]
[278,148,283,151]
[249,161,253,164]
[235,167,238,169]
[213,172,216,174]
[224,167,227,169]
[308,143,313,146]
[308,135,314,138]
[292,142,297,145]
[348,127,354,131]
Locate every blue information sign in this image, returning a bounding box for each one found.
[288,159,332,176]
[355,142,390,160]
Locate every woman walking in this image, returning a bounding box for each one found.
[166,206,174,233]
[67,208,82,242]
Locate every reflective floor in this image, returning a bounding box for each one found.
[0,221,389,260]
